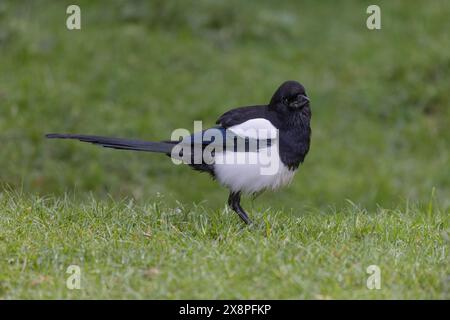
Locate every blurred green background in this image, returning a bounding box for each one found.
[0,0,449,212]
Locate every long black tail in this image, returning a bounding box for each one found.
[46,133,175,154]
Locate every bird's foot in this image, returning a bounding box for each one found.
[228,191,252,225]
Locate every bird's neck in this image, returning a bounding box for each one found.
[277,107,311,169]
[275,105,311,130]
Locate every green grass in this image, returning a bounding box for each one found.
[0,190,448,299]
[0,0,449,299]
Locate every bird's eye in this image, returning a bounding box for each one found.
[283,97,289,104]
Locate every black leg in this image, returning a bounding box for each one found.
[228,191,252,225]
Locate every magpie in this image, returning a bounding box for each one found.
[46,80,311,224]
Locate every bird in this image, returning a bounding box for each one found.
[46,80,311,224]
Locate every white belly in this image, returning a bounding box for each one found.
[213,145,297,194]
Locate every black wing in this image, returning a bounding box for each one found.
[215,105,270,128]
[175,125,272,155]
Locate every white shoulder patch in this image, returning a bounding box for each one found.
[228,118,278,140]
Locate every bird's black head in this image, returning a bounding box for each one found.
[269,80,310,111]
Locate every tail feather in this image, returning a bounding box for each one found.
[46,133,175,154]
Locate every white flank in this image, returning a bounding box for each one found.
[214,118,297,194]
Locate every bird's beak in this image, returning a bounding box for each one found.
[290,95,310,109]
